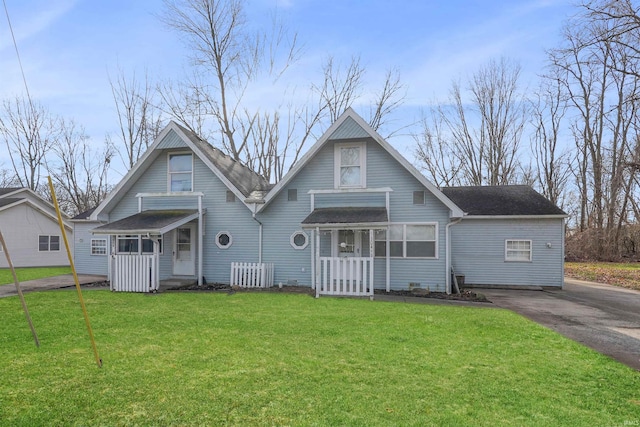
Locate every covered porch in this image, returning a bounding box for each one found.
[92,201,205,292]
[302,206,389,298]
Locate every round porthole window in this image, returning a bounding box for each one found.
[290,231,309,250]
[216,231,232,249]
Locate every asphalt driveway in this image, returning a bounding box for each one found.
[477,279,640,371]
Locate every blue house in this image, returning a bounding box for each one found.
[75,109,567,295]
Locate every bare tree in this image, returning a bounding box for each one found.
[109,68,163,170]
[48,120,113,215]
[415,58,527,186]
[0,96,60,192]
[530,75,572,207]
[413,112,462,188]
[160,0,404,183]
[0,168,18,187]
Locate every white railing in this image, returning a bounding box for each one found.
[230,262,274,288]
[111,254,158,292]
[317,257,373,297]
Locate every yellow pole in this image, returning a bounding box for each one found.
[0,229,40,347]
[47,177,102,367]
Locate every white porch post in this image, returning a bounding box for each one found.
[315,227,320,298]
[385,225,390,292]
[198,194,203,286]
[311,229,315,290]
[369,228,374,295]
[154,239,160,291]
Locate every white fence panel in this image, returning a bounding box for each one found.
[230,262,274,288]
[111,254,157,293]
[317,257,373,297]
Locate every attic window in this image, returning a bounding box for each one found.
[335,142,366,188]
[413,191,425,205]
[226,191,236,202]
[288,189,297,201]
[168,153,193,192]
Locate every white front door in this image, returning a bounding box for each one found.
[334,229,362,258]
[173,225,195,276]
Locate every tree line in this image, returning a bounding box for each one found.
[1,0,639,260]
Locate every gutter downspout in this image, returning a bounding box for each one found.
[252,205,263,264]
[445,217,463,294]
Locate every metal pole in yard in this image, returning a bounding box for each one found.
[48,176,102,368]
[0,228,40,347]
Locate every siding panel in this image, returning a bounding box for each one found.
[450,218,564,287]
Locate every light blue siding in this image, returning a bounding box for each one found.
[157,129,188,149]
[450,218,564,287]
[104,148,258,283]
[73,221,109,275]
[329,116,370,139]
[259,138,451,291]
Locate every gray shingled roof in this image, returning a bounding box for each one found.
[0,187,22,197]
[72,207,96,220]
[302,207,388,225]
[441,185,566,216]
[174,123,272,197]
[92,210,199,234]
[0,197,22,208]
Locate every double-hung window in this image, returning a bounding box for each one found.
[168,153,193,192]
[38,235,60,252]
[117,235,162,254]
[505,240,532,262]
[335,142,366,188]
[374,224,437,258]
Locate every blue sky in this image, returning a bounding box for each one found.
[1,0,576,178]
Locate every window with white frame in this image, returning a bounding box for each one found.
[290,231,308,250]
[168,153,193,192]
[38,235,60,252]
[116,235,162,254]
[505,240,532,262]
[91,238,107,255]
[216,231,232,249]
[117,235,139,253]
[335,142,366,188]
[374,224,437,258]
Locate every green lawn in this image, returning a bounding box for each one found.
[0,266,71,286]
[1,291,638,426]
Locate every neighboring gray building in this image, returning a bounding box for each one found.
[0,187,72,268]
[73,109,567,294]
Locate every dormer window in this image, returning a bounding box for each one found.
[335,142,366,189]
[168,153,193,192]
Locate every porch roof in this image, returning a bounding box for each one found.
[91,209,201,235]
[301,207,388,228]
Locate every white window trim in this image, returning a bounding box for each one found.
[115,235,163,255]
[216,231,233,249]
[334,142,366,189]
[167,152,194,192]
[505,239,532,262]
[90,238,107,256]
[290,231,309,250]
[374,223,438,259]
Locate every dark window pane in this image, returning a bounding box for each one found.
[390,241,403,257]
[39,235,49,251]
[407,241,436,257]
[226,191,236,202]
[374,241,386,257]
[288,189,297,201]
[218,233,230,246]
[413,191,425,205]
[293,233,306,247]
[50,236,60,251]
